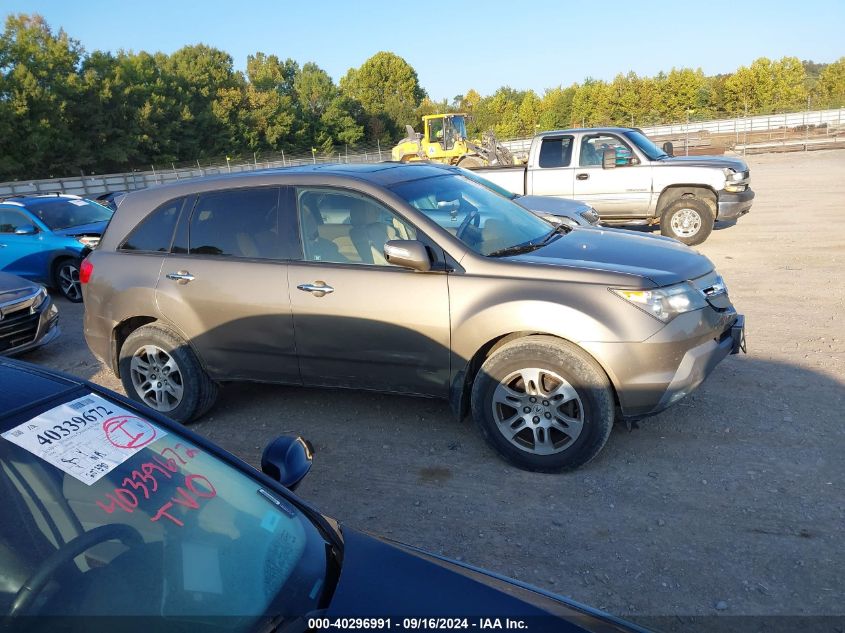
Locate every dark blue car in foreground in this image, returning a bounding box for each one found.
[0,194,112,302]
[0,359,649,633]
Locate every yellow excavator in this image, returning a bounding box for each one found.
[391,113,514,167]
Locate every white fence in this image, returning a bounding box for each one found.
[2,107,844,198]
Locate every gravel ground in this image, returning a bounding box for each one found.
[24,150,844,625]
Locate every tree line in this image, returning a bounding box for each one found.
[1,13,844,181]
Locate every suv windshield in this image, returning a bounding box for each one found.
[623,130,668,161]
[0,391,328,628]
[24,198,113,231]
[456,168,518,200]
[391,175,554,256]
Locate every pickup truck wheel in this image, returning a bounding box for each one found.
[119,323,218,423]
[660,198,714,246]
[471,336,614,472]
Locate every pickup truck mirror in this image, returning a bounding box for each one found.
[662,141,674,156]
[602,149,617,169]
[384,240,432,272]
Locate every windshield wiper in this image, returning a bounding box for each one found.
[488,225,567,258]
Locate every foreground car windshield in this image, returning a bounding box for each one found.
[0,392,327,628]
[391,174,553,256]
[23,199,113,230]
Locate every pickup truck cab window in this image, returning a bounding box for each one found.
[538,136,573,168]
[623,130,670,161]
[579,134,635,167]
[296,188,417,266]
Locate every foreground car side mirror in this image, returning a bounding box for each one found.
[261,436,314,491]
[384,240,431,272]
[662,141,674,156]
[602,149,617,169]
[14,224,38,235]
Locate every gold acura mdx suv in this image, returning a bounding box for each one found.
[83,164,745,472]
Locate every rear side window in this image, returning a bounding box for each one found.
[538,137,573,168]
[189,188,281,259]
[120,197,185,252]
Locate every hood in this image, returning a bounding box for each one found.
[327,528,646,632]
[0,272,40,304]
[505,228,714,287]
[51,220,109,237]
[516,195,591,216]
[658,154,748,171]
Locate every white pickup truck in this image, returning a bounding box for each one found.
[472,127,754,245]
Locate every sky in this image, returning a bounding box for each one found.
[2,0,844,101]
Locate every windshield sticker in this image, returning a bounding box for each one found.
[1,393,167,486]
[70,199,88,206]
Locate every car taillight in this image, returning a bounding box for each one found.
[80,258,94,284]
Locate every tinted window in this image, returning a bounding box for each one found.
[538,137,573,168]
[0,209,32,234]
[297,188,416,265]
[23,198,113,230]
[120,198,185,252]
[189,188,281,259]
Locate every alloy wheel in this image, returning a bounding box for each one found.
[129,345,184,412]
[491,367,584,455]
[670,208,702,238]
[58,263,82,301]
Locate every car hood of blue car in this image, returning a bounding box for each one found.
[325,527,647,632]
[50,220,109,237]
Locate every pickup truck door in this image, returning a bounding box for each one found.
[572,133,652,219]
[525,135,575,198]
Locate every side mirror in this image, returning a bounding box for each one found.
[662,141,674,156]
[261,436,314,491]
[602,149,617,169]
[14,224,38,235]
[384,240,431,272]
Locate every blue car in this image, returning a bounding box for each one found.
[0,194,113,302]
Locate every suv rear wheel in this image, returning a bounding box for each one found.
[471,336,614,472]
[660,197,714,246]
[119,323,218,423]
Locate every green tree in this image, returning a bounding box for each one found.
[0,13,83,178]
[340,51,426,140]
[816,57,845,107]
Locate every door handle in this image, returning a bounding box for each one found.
[576,173,590,180]
[165,271,195,284]
[297,281,334,297]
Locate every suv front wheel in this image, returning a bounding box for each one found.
[119,323,218,423]
[471,336,614,472]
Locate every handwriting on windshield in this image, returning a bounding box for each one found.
[96,442,216,527]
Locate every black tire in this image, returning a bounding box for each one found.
[659,197,714,246]
[470,336,614,472]
[118,323,218,423]
[52,258,83,303]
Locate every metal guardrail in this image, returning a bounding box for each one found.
[1,108,844,198]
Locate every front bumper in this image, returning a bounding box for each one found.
[717,188,755,221]
[581,308,745,418]
[1,297,60,357]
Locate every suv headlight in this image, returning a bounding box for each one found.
[29,286,48,313]
[611,282,707,322]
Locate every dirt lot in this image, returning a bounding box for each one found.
[24,150,844,624]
